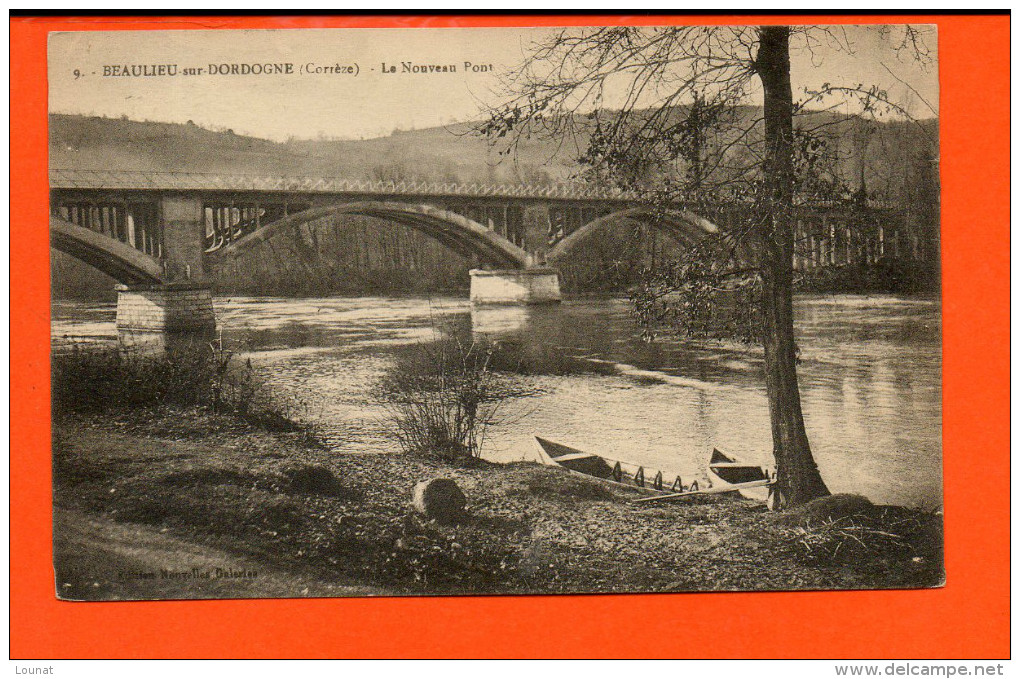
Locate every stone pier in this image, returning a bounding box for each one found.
[114,195,217,350]
[116,282,216,350]
[469,268,561,305]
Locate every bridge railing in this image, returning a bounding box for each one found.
[49,169,638,201]
[50,169,902,212]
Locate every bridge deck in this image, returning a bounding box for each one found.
[49,169,634,201]
[49,169,898,212]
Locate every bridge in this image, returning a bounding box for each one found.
[50,169,910,343]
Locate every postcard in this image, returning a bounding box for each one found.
[47,24,943,602]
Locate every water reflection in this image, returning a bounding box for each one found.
[50,293,942,508]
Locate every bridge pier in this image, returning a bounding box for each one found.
[113,195,217,350]
[116,282,216,350]
[469,268,561,305]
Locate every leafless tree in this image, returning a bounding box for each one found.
[483,25,933,508]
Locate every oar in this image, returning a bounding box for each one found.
[631,479,773,503]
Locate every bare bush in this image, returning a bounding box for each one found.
[51,340,306,432]
[378,338,529,461]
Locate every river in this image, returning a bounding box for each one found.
[52,293,942,509]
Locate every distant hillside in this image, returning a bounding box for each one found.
[49,111,937,200]
[48,114,577,185]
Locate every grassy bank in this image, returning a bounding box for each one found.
[53,404,943,600]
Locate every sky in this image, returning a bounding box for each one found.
[48,25,938,142]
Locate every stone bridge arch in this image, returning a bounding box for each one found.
[49,214,165,284]
[210,201,535,269]
[546,207,731,264]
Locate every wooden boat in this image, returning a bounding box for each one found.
[708,448,774,506]
[534,437,776,505]
[533,437,700,496]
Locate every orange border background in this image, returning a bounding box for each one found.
[10,14,1010,659]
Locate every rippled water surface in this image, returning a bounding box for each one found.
[52,293,942,508]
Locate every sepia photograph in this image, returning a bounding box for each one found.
[47,23,944,601]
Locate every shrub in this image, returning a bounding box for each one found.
[378,337,527,461]
[51,340,304,431]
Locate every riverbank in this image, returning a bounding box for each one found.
[53,406,943,600]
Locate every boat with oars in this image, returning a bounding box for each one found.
[533,437,775,505]
[707,447,777,508]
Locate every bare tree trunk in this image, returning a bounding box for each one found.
[756,26,830,507]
